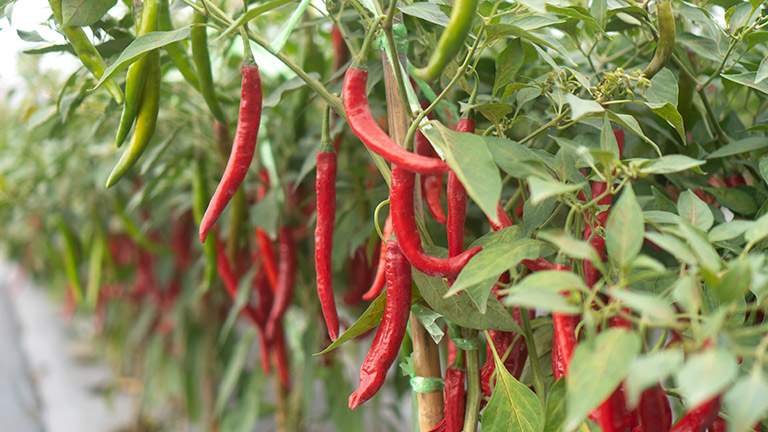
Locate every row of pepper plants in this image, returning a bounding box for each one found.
[1,0,768,430]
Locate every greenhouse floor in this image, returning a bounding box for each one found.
[0,262,133,432]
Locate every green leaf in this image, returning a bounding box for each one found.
[707,136,768,159]
[566,94,604,120]
[92,28,191,90]
[745,212,768,245]
[504,289,580,314]
[543,378,567,432]
[601,115,620,160]
[413,270,522,333]
[537,231,602,268]
[645,68,678,107]
[644,210,682,225]
[645,231,696,264]
[546,4,603,34]
[717,258,751,303]
[606,111,661,156]
[565,329,641,430]
[639,155,705,174]
[493,39,524,98]
[721,72,768,95]
[482,337,544,432]
[62,0,116,27]
[523,197,556,236]
[606,183,644,268]
[502,270,587,314]
[447,239,541,313]
[474,103,515,124]
[678,222,722,273]
[607,289,676,324]
[527,175,583,204]
[704,186,759,216]
[399,2,450,27]
[485,23,575,65]
[316,288,421,355]
[709,220,754,242]
[624,350,684,408]
[423,123,502,226]
[268,0,310,52]
[676,349,738,408]
[648,103,686,143]
[724,373,768,432]
[759,157,768,184]
[677,190,714,231]
[756,56,768,84]
[411,303,444,344]
[215,327,256,415]
[672,274,702,313]
[217,0,296,40]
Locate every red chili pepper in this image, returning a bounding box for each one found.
[253,266,272,374]
[266,226,297,339]
[390,164,482,278]
[215,238,264,329]
[199,63,263,242]
[551,264,579,382]
[273,322,290,387]
[638,383,672,432]
[331,26,350,74]
[596,386,630,432]
[444,361,466,432]
[349,240,412,409]
[725,173,746,188]
[315,145,340,340]
[414,105,447,225]
[447,117,474,258]
[342,67,449,175]
[363,215,393,300]
[170,210,194,270]
[480,307,531,396]
[256,228,279,292]
[344,245,372,305]
[670,396,721,432]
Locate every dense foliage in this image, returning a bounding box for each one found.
[1,0,768,430]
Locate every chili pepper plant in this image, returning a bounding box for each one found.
[1,0,768,430]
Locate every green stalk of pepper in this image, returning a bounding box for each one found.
[85,222,105,307]
[158,0,200,90]
[106,50,161,188]
[193,158,218,291]
[56,216,83,303]
[47,0,124,104]
[115,0,161,148]
[191,8,228,126]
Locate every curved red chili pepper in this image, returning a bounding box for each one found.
[390,164,481,278]
[596,386,630,432]
[215,238,264,329]
[253,266,272,374]
[199,63,262,242]
[331,26,349,74]
[343,245,372,305]
[349,240,412,409]
[423,174,447,225]
[342,67,450,175]
[256,228,279,292]
[315,150,340,340]
[363,215,394,300]
[447,117,474,258]
[725,173,746,188]
[670,396,721,432]
[480,307,532,396]
[273,322,290,387]
[638,383,672,432]
[170,210,194,270]
[266,226,297,339]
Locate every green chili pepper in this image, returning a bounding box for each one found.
[56,216,83,303]
[191,8,228,126]
[47,0,124,104]
[106,50,161,188]
[643,1,675,79]
[193,158,217,291]
[412,0,478,82]
[158,0,200,90]
[86,223,105,307]
[115,0,160,147]
[227,187,246,264]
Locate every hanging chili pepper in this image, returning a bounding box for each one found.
[199,61,263,242]
[480,307,531,396]
[390,164,481,278]
[46,0,123,104]
[344,245,374,306]
[551,265,579,382]
[315,107,340,340]
[349,240,412,409]
[670,396,721,432]
[170,210,195,270]
[214,238,263,329]
[596,386,630,432]
[343,67,450,174]
[363,215,393,300]
[106,50,161,187]
[447,117,474,258]
[257,228,279,291]
[444,350,466,432]
[266,226,297,339]
[725,173,746,188]
[638,383,672,432]
[158,0,200,89]
[331,26,350,74]
[415,103,447,225]
[273,322,290,387]
[191,6,228,125]
[413,0,479,82]
[115,0,160,148]
[643,0,676,79]
[252,265,273,375]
